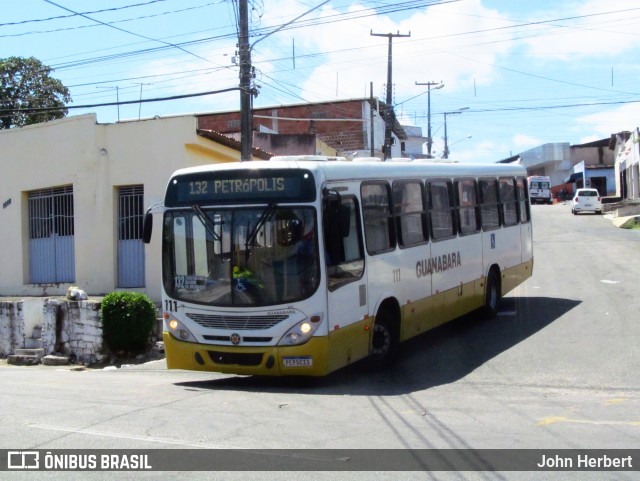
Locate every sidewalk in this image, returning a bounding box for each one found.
[604,213,640,228]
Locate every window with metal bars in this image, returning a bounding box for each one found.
[118,185,144,241]
[117,185,145,288]
[28,186,74,239]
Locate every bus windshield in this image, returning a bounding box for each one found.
[162,206,320,307]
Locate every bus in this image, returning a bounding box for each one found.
[527,175,552,204]
[143,156,533,376]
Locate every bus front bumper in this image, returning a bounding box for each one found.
[163,331,331,376]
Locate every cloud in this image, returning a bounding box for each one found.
[575,102,640,137]
[521,0,640,60]
[251,0,514,104]
[512,133,543,149]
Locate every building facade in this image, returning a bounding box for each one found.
[0,113,260,302]
[611,130,640,201]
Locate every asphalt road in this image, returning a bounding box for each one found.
[1,202,639,481]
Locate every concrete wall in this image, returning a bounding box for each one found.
[0,113,239,302]
[42,299,102,361]
[0,301,24,356]
[572,145,614,166]
[0,298,102,363]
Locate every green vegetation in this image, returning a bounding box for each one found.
[620,217,640,230]
[101,292,157,354]
[1,56,71,129]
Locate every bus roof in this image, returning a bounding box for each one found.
[171,158,527,184]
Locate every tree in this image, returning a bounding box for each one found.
[0,56,71,129]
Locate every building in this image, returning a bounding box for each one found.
[516,143,572,187]
[399,125,429,159]
[197,97,407,159]
[565,138,616,196]
[0,113,268,302]
[610,130,640,201]
[504,140,616,197]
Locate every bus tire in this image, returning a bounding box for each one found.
[483,269,501,318]
[367,309,399,369]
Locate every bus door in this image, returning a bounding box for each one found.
[322,187,369,369]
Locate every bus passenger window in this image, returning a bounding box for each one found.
[500,178,518,226]
[361,182,396,254]
[392,181,427,247]
[516,178,530,223]
[479,179,501,230]
[455,179,479,235]
[428,180,455,240]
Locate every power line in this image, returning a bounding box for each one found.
[0,87,241,115]
[0,2,224,39]
[42,0,215,65]
[0,0,169,27]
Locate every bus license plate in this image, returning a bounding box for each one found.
[282,356,313,367]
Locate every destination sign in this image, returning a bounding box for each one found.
[165,168,316,206]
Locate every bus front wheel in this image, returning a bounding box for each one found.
[367,309,399,369]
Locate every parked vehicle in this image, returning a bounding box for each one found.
[571,188,602,215]
[528,176,552,204]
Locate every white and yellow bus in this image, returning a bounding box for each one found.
[143,156,533,376]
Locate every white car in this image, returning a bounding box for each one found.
[571,188,602,215]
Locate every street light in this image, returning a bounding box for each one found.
[415,81,444,158]
[448,135,472,150]
[443,107,469,159]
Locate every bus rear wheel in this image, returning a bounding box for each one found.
[368,310,399,369]
[483,269,501,318]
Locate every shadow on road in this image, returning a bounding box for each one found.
[174,296,580,396]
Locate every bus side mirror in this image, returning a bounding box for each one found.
[142,210,153,244]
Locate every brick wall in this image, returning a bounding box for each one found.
[198,100,368,153]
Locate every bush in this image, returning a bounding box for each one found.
[101,291,157,354]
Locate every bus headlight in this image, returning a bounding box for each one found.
[165,316,197,343]
[278,315,322,346]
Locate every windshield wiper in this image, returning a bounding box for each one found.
[244,202,277,260]
[191,205,221,242]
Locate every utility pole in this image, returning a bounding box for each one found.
[239,0,252,161]
[415,81,443,158]
[238,0,330,161]
[370,82,375,157]
[371,30,410,160]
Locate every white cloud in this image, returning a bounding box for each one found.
[512,133,543,149]
[522,0,640,60]
[252,0,514,104]
[576,102,640,137]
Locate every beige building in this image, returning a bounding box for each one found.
[0,113,264,301]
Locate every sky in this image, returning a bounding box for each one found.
[2,0,640,162]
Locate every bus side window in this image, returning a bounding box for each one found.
[499,177,518,227]
[516,178,530,223]
[392,180,428,247]
[361,182,396,254]
[323,196,364,290]
[428,180,456,240]
[479,178,501,231]
[455,179,480,235]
